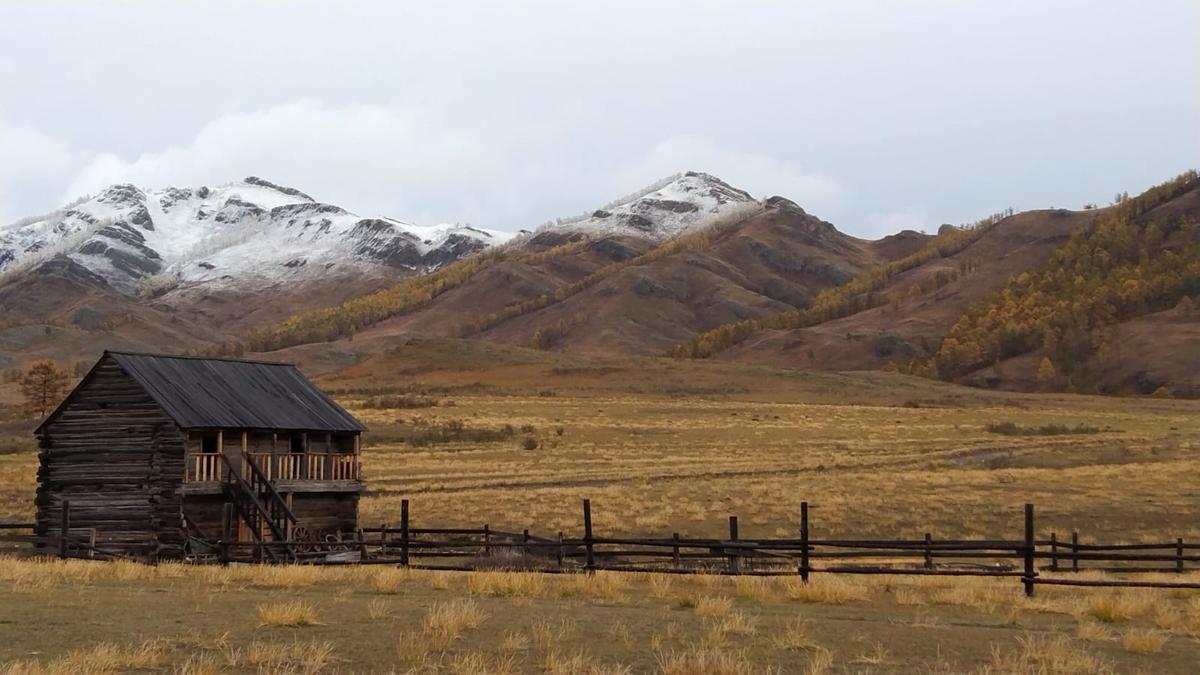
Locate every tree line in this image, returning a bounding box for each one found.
[926,170,1200,382]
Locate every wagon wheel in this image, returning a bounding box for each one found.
[289,526,320,553]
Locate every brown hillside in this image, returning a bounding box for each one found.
[0,257,223,369]
[345,198,887,356]
[718,207,1099,370]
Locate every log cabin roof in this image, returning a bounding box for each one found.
[40,351,366,433]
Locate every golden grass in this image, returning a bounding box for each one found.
[370,568,409,594]
[1121,628,1168,654]
[656,645,775,675]
[781,576,868,604]
[1088,591,1153,623]
[771,619,822,652]
[1075,621,1112,642]
[366,598,392,620]
[2,640,167,674]
[692,594,734,617]
[530,618,577,650]
[733,576,770,603]
[236,639,338,674]
[467,570,546,597]
[421,599,488,649]
[558,572,627,601]
[987,633,1114,675]
[256,600,321,627]
[706,611,758,641]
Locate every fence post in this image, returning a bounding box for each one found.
[1049,532,1058,571]
[380,524,389,557]
[523,529,530,560]
[923,532,933,570]
[1071,531,1079,572]
[1178,538,1184,573]
[356,527,367,559]
[728,516,741,573]
[483,523,491,557]
[1023,503,1035,597]
[800,501,810,583]
[59,500,70,559]
[88,528,97,559]
[220,502,233,565]
[557,532,564,568]
[583,499,595,573]
[672,532,681,570]
[400,499,410,567]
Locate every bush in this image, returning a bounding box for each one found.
[985,422,1104,436]
[360,394,440,409]
[521,437,539,451]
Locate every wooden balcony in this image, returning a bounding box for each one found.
[184,452,362,494]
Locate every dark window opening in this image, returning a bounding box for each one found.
[290,435,305,454]
[201,434,218,453]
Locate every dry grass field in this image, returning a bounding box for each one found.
[0,557,1198,673]
[1,344,1199,672]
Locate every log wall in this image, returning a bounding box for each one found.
[290,492,358,536]
[35,355,186,559]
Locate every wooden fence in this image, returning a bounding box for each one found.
[3,500,1199,596]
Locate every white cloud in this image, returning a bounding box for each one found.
[63,100,511,226]
[0,119,90,225]
[615,135,846,218]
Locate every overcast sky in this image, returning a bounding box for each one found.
[1,1,1196,237]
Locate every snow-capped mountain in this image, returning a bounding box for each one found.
[539,171,757,241]
[0,177,511,296]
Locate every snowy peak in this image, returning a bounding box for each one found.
[0,178,511,295]
[542,171,758,241]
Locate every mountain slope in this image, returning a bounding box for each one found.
[0,177,513,364]
[269,188,900,358]
[684,171,1200,396]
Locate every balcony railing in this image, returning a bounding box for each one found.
[185,452,360,483]
[188,453,223,482]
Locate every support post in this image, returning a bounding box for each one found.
[728,515,741,573]
[1050,532,1058,571]
[1071,531,1079,572]
[400,499,410,567]
[583,499,595,573]
[220,502,233,565]
[1023,503,1035,597]
[923,532,933,570]
[59,500,70,559]
[800,501,810,583]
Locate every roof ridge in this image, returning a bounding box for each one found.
[104,350,296,367]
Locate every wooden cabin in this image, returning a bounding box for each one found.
[34,351,366,561]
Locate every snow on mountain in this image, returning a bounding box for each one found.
[539,171,758,241]
[0,177,511,295]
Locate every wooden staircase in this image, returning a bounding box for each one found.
[220,453,298,561]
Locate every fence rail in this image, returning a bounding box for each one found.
[4,500,1199,594]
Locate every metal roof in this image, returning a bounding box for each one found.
[99,351,366,432]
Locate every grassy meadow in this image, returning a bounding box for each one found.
[1,344,1199,672]
[0,557,1198,673]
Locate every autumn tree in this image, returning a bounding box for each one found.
[19,360,71,419]
[1036,357,1058,391]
